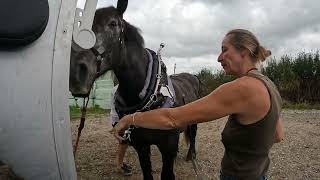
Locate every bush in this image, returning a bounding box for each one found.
[196,50,320,106]
[262,51,320,104]
[195,68,235,95]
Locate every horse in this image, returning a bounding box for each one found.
[69,1,204,179]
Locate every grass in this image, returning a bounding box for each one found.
[69,105,110,120]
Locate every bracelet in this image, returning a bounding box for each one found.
[132,112,140,127]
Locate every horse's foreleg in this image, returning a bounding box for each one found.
[186,124,197,161]
[134,145,153,180]
[157,134,179,180]
[160,152,176,180]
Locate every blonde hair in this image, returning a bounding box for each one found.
[226,29,271,62]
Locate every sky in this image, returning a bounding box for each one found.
[78,0,320,74]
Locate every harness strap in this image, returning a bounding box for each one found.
[114,48,160,118]
[139,49,153,99]
[115,44,177,118]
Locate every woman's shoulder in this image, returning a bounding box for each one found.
[229,76,269,99]
[235,75,267,90]
[211,76,268,102]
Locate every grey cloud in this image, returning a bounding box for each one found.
[87,0,320,72]
[183,0,237,5]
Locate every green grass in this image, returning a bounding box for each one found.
[69,105,110,120]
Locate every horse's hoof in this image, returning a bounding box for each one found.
[186,155,192,161]
[117,163,132,176]
[186,152,191,161]
[186,153,196,161]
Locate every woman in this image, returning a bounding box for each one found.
[113,29,284,180]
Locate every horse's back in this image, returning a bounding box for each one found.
[170,73,200,106]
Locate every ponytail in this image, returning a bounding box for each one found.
[255,46,271,62]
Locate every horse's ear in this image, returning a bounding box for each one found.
[117,0,128,17]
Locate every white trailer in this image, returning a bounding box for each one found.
[0,0,98,179]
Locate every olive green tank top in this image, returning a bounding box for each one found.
[221,72,282,180]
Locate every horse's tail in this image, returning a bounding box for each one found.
[180,94,191,145]
[182,75,202,155]
[184,130,190,145]
[184,124,197,144]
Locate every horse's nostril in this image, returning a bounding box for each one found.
[78,63,88,82]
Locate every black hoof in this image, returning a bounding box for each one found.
[186,151,196,161]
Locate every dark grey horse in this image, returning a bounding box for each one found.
[69,1,203,179]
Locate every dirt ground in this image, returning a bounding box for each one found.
[71,110,320,180]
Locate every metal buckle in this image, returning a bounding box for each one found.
[122,126,134,143]
[97,55,102,61]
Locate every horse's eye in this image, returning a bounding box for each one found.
[109,21,117,27]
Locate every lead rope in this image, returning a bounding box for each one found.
[73,97,90,157]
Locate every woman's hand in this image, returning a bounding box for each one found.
[274,118,284,143]
[113,114,132,142]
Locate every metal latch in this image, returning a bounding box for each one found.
[73,0,98,49]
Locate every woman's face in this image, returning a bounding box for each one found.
[217,35,245,76]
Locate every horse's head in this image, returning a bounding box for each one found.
[69,46,99,97]
[69,0,128,97]
[93,1,128,58]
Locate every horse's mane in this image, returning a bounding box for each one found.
[95,6,144,48]
[124,21,145,48]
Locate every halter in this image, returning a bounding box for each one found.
[90,47,103,75]
[90,17,125,76]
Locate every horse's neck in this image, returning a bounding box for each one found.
[113,45,149,105]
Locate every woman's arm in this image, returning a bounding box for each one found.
[274,118,284,143]
[113,79,251,140]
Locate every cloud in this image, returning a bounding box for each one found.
[77,0,320,74]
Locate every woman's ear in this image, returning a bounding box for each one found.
[117,0,128,17]
[240,48,250,59]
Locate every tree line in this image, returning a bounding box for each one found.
[196,51,320,105]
